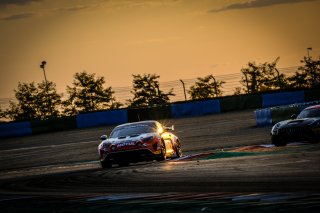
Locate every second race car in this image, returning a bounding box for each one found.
[271,104,320,146]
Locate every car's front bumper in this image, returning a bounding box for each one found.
[275,126,320,142]
[100,148,161,163]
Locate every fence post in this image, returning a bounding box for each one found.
[179,79,187,101]
[275,68,281,89]
[209,75,218,96]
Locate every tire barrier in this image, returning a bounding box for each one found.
[220,94,262,112]
[0,121,32,138]
[76,109,128,129]
[262,91,304,108]
[254,108,272,126]
[31,116,77,134]
[270,105,300,125]
[171,99,220,118]
[256,100,320,126]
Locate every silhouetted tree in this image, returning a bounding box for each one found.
[287,56,320,88]
[63,71,121,115]
[0,107,4,122]
[37,81,62,118]
[241,58,287,93]
[241,62,260,93]
[128,73,174,107]
[233,87,243,95]
[188,75,225,100]
[1,81,62,121]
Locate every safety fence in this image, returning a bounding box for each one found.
[0,66,299,110]
[109,67,298,104]
[1,88,319,138]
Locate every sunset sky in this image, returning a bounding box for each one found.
[0,0,320,100]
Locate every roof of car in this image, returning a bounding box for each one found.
[305,104,320,110]
[115,120,159,128]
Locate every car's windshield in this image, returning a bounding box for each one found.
[297,108,320,119]
[110,124,156,138]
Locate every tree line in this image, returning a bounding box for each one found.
[0,54,319,122]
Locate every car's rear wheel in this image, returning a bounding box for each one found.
[174,140,182,158]
[100,159,112,169]
[157,140,167,161]
[271,135,287,146]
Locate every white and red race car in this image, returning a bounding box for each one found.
[98,120,182,168]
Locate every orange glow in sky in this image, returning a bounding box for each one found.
[0,0,320,99]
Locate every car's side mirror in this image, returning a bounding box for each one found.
[100,135,108,140]
[291,114,297,119]
[165,125,175,131]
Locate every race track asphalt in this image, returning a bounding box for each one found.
[0,110,319,212]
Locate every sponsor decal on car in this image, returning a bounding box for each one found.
[117,141,136,148]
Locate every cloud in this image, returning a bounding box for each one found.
[0,2,97,21]
[54,5,92,13]
[209,0,320,12]
[0,0,42,7]
[0,12,35,21]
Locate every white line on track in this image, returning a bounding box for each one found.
[0,140,99,153]
[0,160,100,180]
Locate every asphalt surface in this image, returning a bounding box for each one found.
[0,110,320,212]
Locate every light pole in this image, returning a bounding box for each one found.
[40,61,52,116]
[307,47,312,58]
[40,61,48,87]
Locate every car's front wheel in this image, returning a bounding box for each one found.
[157,140,167,161]
[174,140,182,158]
[271,135,287,146]
[100,159,112,169]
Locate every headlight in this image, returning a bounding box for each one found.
[271,123,281,135]
[110,145,116,151]
[99,142,111,151]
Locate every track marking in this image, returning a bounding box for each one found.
[0,160,99,180]
[87,193,161,202]
[0,196,34,202]
[0,140,99,153]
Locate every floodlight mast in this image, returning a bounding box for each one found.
[40,61,52,117]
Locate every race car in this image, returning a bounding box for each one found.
[98,120,182,168]
[271,104,320,146]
